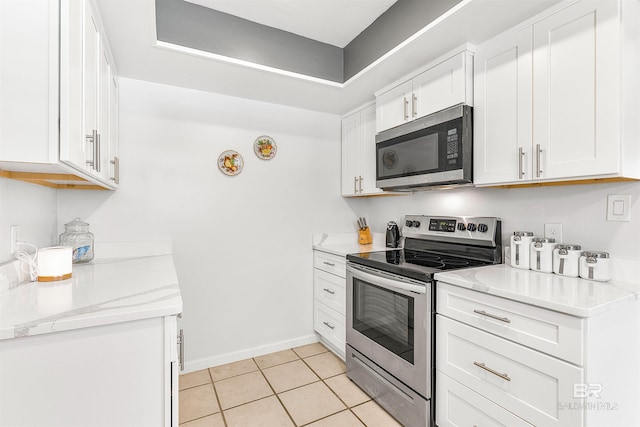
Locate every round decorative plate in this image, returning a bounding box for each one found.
[218,150,243,176]
[254,135,277,160]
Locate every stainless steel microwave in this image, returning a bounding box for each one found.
[375,104,472,191]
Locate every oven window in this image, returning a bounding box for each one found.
[352,278,414,364]
[377,132,439,179]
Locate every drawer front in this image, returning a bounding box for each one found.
[437,315,583,427]
[313,251,346,278]
[314,302,345,354]
[437,282,584,365]
[314,269,346,315]
[436,372,534,427]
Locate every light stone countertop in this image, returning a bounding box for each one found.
[435,264,640,318]
[0,254,182,340]
[312,232,392,257]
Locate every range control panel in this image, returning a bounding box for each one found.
[402,215,500,246]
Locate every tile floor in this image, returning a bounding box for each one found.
[179,342,403,426]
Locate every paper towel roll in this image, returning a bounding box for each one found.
[38,246,73,282]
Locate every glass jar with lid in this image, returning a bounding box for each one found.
[59,218,94,263]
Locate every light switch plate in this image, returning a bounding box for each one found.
[607,194,631,222]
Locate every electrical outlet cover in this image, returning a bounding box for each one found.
[544,223,562,243]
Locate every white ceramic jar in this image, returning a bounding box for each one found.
[530,238,556,273]
[579,251,611,281]
[553,244,582,277]
[510,232,535,269]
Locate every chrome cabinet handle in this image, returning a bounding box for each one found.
[474,361,511,381]
[473,309,511,323]
[354,176,358,193]
[323,288,336,295]
[403,97,409,120]
[110,156,120,184]
[322,321,335,330]
[96,133,101,173]
[86,129,97,169]
[536,144,542,177]
[518,147,525,179]
[358,176,363,193]
[323,261,335,267]
[177,329,185,371]
[412,93,417,117]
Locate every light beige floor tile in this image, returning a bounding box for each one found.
[306,410,366,427]
[214,370,273,410]
[179,383,219,424]
[279,381,346,426]
[324,374,371,407]
[209,358,258,381]
[292,342,328,358]
[351,401,402,427]
[224,396,294,427]
[262,359,320,393]
[304,351,346,379]
[179,369,211,391]
[179,413,225,427]
[254,349,299,369]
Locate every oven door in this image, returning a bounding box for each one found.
[346,262,430,398]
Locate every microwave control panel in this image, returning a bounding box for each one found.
[446,128,459,164]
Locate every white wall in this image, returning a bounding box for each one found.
[0,179,57,262]
[363,182,640,280]
[56,78,361,370]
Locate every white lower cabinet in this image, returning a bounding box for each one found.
[313,249,346,359]
[0,315,180,426]
[435,282,640,427]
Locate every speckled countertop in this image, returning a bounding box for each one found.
[435,264,640,318]
[0,255,182,340]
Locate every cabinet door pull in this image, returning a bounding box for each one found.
[354,176,358,193]
[86,129,97,169]
[473,361,511,381]
[403,97,409,120]
[536,144,542,177]
[323,288,336,295]
[473,309,511,323]
[177,329,185,371]
[96,133,101,173]
[110,156,120,184]
[518,147,525,179]
[358,176,363,193]
[323,261,335,267]
[323,321,335,330]
[412,93,417,117]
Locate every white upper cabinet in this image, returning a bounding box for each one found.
[474,0,639,186]
[0,0,119,190]
[376,49,474,133]
[341,104,383,197]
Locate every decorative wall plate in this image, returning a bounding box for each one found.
[254,135,277,160]
[218,150,243,176]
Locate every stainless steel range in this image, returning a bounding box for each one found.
[346,215,502,427]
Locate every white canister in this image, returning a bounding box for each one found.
[553,244,582,277]
[530,238,556,273]
[510,232,535,269]
[579,251,611,282]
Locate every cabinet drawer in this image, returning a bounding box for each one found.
[437,282,584,365]
[436,372,533,427]
[313,302,345,355]
[314,269,346,315]
[437,315,583,427]
[313,251,346,277]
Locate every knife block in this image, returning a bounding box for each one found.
[358,227,373,245]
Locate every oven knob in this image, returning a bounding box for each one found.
[478,223,488,233]
[405,220,413,227]
[412,221,421,228]
[457,223,466,231]
[467,223,477,232]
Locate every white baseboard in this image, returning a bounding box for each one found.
[183,334,319,374]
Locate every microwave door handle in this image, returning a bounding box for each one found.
[349,266,426,294]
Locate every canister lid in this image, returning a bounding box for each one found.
[556,244,581,250]
[513,231,534,237]
[581,251,610,258]
[533,237,555,243]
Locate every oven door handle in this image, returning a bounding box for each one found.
[348,265,426,294]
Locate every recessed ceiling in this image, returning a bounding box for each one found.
[185,0,398,48]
